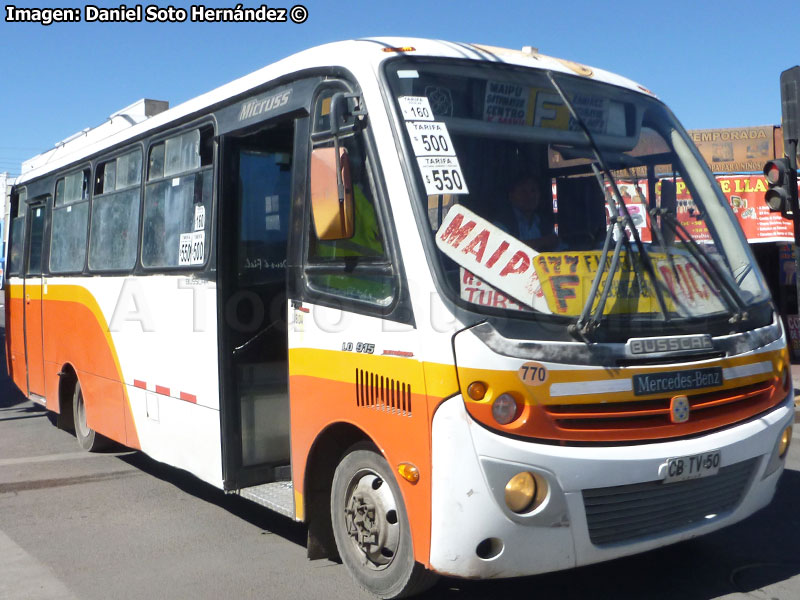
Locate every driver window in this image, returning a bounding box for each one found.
[305,88,394,307]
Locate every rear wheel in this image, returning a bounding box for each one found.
[72,381,110,451]
[331,448,437,599]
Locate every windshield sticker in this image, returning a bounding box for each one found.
[435,204,548,312]
[653,255,725,314]
[522,88,619,137]
[417,155,469,195]
[460,268,532,312]
[484,81,530,125]
[405,121,455,157]
[398,96,434,121]
[530,251,725,316]
[425,86,454,116]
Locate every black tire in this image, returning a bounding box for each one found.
[72,381,111,452]
[331,448,438,599]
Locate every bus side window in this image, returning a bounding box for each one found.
[26,200,48,276]
[142,127,213,269]
[7,188,26,276]
[304,88,394,307]
[51,169,90,273]
[89,148,143,272]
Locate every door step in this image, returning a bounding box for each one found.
[29,393,46,406]
[238,481,295,519]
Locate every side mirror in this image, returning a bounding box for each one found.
[310,146,354,240]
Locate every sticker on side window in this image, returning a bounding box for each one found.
[194,205,206,231]
[190,231,205,265]
[178,233,192,266]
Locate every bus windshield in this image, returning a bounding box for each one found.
[384,58,771,334]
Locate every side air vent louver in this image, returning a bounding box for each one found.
[356,369,412,416]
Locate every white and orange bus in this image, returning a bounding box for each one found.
[4,38,795,598]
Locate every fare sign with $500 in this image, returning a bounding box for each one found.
[435,204,550,313]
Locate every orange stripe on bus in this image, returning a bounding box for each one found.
[7,283,141,450]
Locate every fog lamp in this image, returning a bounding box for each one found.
[779,425,793,459]
[492,393,520,425]
[505,472,536,513]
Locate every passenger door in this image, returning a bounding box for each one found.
[23,199,47,399]
[218,119,296,487]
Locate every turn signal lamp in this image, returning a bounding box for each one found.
[467,381,488,401]
[492,393,520,425]
[779,425,793,459]
[397,463,420,484]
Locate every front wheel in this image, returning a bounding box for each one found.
[331,448,437,599]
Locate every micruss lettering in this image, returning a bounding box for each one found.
[5,5,81,25]
[238,90,291,121]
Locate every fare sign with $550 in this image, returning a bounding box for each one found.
[435,205,550,313]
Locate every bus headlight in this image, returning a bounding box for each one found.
[492,393,520,425]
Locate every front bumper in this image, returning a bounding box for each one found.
[428,393,794,578]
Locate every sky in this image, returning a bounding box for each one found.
[1,0,798,177]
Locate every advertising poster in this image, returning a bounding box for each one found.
[689,126,775,174]
[715,175,795,242]
[594,175,797,244]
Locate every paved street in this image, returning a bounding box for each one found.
[2,306,800,599]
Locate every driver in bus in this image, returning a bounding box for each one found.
[498,174,560,252]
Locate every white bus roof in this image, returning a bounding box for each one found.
[15,37,654,186]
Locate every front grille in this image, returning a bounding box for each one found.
[543,379,779,442]
[582,458,756,546]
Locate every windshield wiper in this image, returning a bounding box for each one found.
[582,164,651,324]
[653,207,748,323]
[624,169,685,292]
[545,72,670,338]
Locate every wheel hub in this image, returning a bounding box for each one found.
[342,472,399,569]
